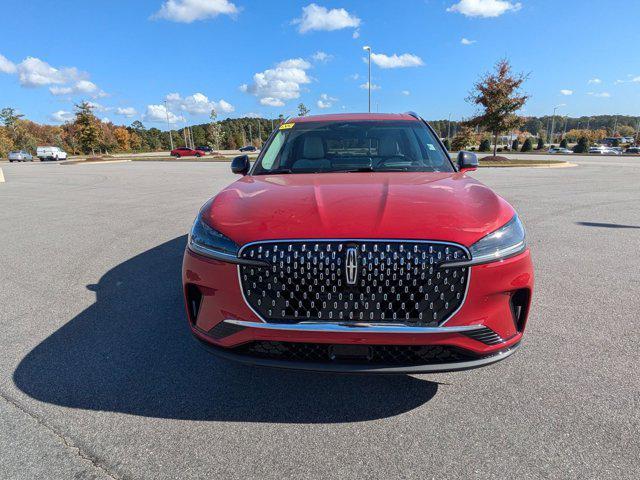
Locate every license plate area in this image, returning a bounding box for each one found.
[328,344,373,361]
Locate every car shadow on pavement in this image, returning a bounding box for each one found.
[13,235,438,423]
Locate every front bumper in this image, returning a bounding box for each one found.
[182,247,533,373]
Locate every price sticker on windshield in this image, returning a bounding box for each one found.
[279,122,295,130]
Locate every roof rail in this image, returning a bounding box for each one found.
[405,111,421,119]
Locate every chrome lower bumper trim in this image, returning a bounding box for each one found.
[224,319,485,334]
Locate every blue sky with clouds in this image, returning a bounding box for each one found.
[2,0,640,128]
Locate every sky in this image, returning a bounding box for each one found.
[2,0,640,129]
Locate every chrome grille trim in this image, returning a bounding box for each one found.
[237,239,471,326]
[224,319,485,334]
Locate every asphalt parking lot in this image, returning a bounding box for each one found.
[0,157,639,479]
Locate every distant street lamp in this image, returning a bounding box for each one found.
[363,45,372,113]
[164,100,174,151]
[549,104,564,146]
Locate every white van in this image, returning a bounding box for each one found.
[36,146,68,161]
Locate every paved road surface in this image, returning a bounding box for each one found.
[0,157,638,479]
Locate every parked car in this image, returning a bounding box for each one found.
[239,145,257,152]
[625,146,640,154]
[170,147,208,158]
[183,112,533,373]
[8,150,34,162]
[36,146,67,161]
[196,145,213,153]
[589,146,619,155]
[548,147,573,154]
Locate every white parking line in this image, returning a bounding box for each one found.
[0,167,5,183]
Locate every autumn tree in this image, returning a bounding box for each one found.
[74,101,101,154]
[114,127,131,151]
[466,59,529,157]
[451,125,476,151]
[0,127,14,157]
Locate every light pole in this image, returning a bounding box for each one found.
[164,100,174,151]
[363,45,371,113]
[549,104,564,146]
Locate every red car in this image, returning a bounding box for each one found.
[183,113,533,373]
[171,147,207,157]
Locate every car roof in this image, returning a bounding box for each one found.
[288,113,419,123]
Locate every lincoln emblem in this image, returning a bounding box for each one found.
[345,247,358,285]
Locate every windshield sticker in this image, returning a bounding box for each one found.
[427,144,436,150]
[279,122,295,130]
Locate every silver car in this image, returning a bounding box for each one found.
[8,150,34,162]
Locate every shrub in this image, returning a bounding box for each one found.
[479,139,491,152]
[573,137,589,153]
[560,138,568,149]
[511,139,520,151]
[521,138,533,152]
[536,137,545,150]
[611,138,620,147]
[442,139,451,151]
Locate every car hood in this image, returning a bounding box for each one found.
[203,172,515,247]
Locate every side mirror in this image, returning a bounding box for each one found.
[231,155,250,175]
[457,151,478,172]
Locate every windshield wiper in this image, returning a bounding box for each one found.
[263,168,292,174]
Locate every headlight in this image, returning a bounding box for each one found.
[188,214,239,259]
[470,215,526,263]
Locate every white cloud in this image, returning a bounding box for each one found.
[293,3,361,33]
[143,104,185,124]
[50,110,74,123]
[588,78,602,84]
[370,52,424,69]
[349,73,360,80]
[17,57,80,87]
[116,107,137,117]
[165,92,235,115]
[152,0,238,23]
[316,93,337,109]
[447,0,522,18]
[588,92,611,98]
[352,29,360,39]
[243,112,262,118]
[101,117,111,124]
[312,51,332,63]
[0,54,16,74]
[260,97,285,107]
[461,38,476,45]
[360,82,381,90]
[86,101,108,112]
[401,90,410,96]
[560,89,573,96]
[5,56,107,97]
[241,58,312,107]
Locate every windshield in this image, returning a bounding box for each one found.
[252,120,454,174]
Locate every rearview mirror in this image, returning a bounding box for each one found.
[231,155,250,175]
[457,151,478,172]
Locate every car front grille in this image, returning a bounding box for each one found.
[234,341,478,365]
[239,240,469,326]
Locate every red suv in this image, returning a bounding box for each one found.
[182,113,534,373]
[171,147,207,157]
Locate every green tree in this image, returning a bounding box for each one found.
[466,59,529,157]
[573,136,589,153]
[479,138,491,152]
[73,101,102,154]
[536,137,545,150]
[442,139,451,151]
[511,139,519,151]
[297,103,310,117]
[559,138,568,149]
[521,138,533,152]
[0,107,24,137]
